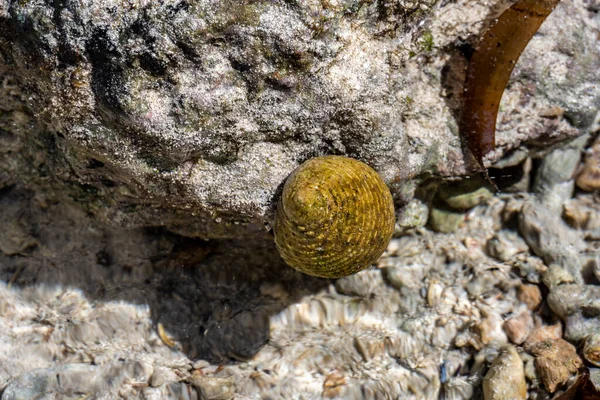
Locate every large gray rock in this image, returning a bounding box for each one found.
[0,0,598,237]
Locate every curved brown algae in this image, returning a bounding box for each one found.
[461,0,562,170]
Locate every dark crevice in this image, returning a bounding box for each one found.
[86,29,127,115]
[138,52,168,76]
[175,40,201,61]
[167,1,190,16]
[87,158,105,169]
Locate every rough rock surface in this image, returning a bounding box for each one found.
[1,147,599,398]
[1,0,599,236]
[1,0,600,399]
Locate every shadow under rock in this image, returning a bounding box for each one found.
[0,186,329,364]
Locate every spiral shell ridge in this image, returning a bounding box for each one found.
[274,156,395,278]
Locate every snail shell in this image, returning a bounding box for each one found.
[583,333,600,367]
[274,155,395,278]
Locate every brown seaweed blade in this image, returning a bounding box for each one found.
[553,368,600,400]
[461,0,561,170]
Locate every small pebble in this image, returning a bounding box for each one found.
[547,284,585,319]
[189,374,235,400]
[503,311,534,345]
[564,312,600,342]
[521,351,537,383]
[477,315,508,346]
[492,149,529,169]
[249,371,276,391]
[502,197,525,222]
[427,280,444,307]
[486,230,528,261]
[482,346,527,400]
[517,284,542,310]
[428,206,464,233]
[438,176,494,210]
[563,197,600,230]
[322,371,347,398]
[519,201,585,283]
[334,270,380,297]
[143,382,196,399]
[384,235,423,258]
[193,360,211,370]
[547,284,600,331]
[150,367,178,388]
[543,264,575,291]
[576,135,600,191]
[532,142,583,211]
[396,199,429,231]
[513,256,546,284]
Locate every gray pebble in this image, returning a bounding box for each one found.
[533,135,587,211]
[466,272,500,298]
[486,230,529,262]
[546,283,600,342]
[428,206,464,233]
[542,264,575,290]
[438,177,494,210]
[396,199,429,232]
[335,270,382,297]
[564,313,600,342]
[519,201,585,283]
[546,284,586,319]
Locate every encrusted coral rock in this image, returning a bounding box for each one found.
[1,0,598,235]
[530,338,584,393]
[524,324,563,351]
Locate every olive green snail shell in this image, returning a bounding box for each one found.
[274,155,396,278]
